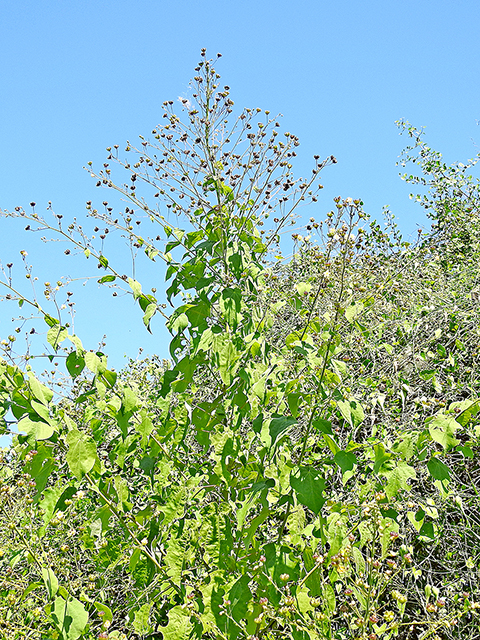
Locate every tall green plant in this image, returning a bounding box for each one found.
[0,53,478,640]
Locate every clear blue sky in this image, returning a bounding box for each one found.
[1,0,479,376]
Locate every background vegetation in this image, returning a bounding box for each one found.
[1,54,479,640]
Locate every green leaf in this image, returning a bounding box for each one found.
[94,602,113,625]
[122,387,139,413]
[165,536,185,584]
[114,475,132,510]
[269,415,296,447]
[418,520,436,541]
[31,399,50,422]
[229,574,252,623]
[65,429,98,479]
[21,582,43,600]
[381,462,416,498]
[345,301,364,322]
[303,547,321,597]
[135,409,153,443]
[220,287,243,328]
[44,314,59,328]
[290,466,326,514]
[287,392,304,418]
[170,312,189,334]
[427,412,459,450]
[213,334,239,385]
[159,369,180,398]
[51,596,89,640]
[98,254,108,268]
[84,352,106,375]
[312,418,333,434]
[427,456,451,482]
[143,302,157,331]
[351,546,365,575]
[101,369,117,388]
[132,602,153,636]
[294,282,312,295]
[337,398,364,428]
[66,351,85,378]
[419,369,436,381]
[457,444,474,458]
[185,300,210,327]
[42,567,59,600]
[47,326,68,349]
[373,442,392,473]
[160,486,186,526]
[128,277,142,300]
[334,450,357,474]
[160,605,193,640]
[145,244,159,261]
[323,583,336,615]
[18,415,55,441]
[67,334,84,355]
[97,274,116,284]
[39,483,65,530]
[28,373,53,405]
[450,400,480,426]
[323,434,340,455]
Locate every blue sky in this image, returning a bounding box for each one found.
[1,0,479,380]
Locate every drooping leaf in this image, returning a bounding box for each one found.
[143,302,157,332]
[98,254,108,268]
[323,583,336,615]
[128,277,142,300]
[39,482,65,530]
[27,373,53,405]
[220,287,243,329]
[67,334,85,355]
[287,392,304,418]
[373,442,392,473]
[212,334,239,385]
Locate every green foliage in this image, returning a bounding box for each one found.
[1,52,480,640]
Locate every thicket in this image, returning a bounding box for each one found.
[1,52,480,640]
